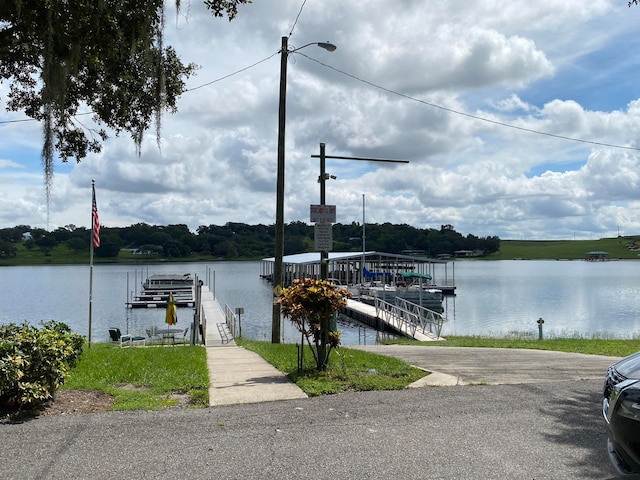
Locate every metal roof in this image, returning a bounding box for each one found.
[262,251,448,265]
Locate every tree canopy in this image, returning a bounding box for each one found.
[0,0,250,200]
[0,222,501,262]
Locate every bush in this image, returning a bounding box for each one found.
[277,278,351,371]
[0,321,84,412]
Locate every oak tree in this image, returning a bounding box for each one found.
[0,0,250,200]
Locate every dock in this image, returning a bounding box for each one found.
[126,273,195,308]
[126,286,194,308]
[343,298,445,341]
[260,251,456,293]
[197,284,307,406]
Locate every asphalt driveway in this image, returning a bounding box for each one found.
[351,345,620,385]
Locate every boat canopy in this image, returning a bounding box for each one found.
[363,267,393,278]
[398,272,432,280]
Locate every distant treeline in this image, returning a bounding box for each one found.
[0,222,500,260]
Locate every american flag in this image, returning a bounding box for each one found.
[92,184,100,248]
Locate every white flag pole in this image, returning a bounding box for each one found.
[89,179,99,347]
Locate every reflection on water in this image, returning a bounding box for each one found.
[448,259,640,338]
[1,260,639,342]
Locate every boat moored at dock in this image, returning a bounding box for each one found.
[127,274,195,308]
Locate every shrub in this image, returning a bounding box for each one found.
[0,321,84,412]
[277,278,351,371]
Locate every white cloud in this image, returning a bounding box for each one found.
[1,0,640,241]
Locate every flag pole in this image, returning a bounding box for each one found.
[89,179,100,347]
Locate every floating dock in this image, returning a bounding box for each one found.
[126,274,195,308]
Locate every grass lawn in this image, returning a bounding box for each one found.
[236,339,427,396]
[63,343,209,410]
[60,334,639,412]
[487,236,640,260]
[386,335,640,357]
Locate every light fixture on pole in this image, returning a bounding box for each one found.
[272,37,337,344]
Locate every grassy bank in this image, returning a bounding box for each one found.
[388,335,640,357]
[0,243,228,266]
[236,339,427,396]
[60,336,639,413]
[487,236,640,260]
[4,235,640,265]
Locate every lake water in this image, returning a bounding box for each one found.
[1,260,640,344]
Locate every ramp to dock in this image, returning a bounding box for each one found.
[344,298,445,341]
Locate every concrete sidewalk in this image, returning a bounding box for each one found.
[202,291,306,406]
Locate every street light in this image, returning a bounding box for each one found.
[272,36,337,344]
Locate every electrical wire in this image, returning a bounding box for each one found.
[185,51,279,92]
[289,0,308,38]
[2,45,640,153]
[296,51,640,152]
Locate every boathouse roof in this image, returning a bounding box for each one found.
[262,251,448,265]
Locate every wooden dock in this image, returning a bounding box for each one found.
[343,299,444,341]
[126,288,195,308]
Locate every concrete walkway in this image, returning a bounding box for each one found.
[201,289,307,406]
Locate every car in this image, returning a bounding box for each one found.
[603,351,640,478]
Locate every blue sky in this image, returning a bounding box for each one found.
[2,0,640,240]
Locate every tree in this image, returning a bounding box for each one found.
[277,278,351,371]
[0,1,250,202]
[93,233,122,258]
[0,239,17,257]
[66,237,88,252]
[35,235,59,256]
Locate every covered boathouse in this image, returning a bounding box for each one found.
[260,251,455,294]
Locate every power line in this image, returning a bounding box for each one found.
[288,0,308,38]
[296,51,640,153]
[185,51,279,92]
[2,48,639,153]
[0,117,35,124]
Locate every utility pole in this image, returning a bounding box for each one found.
[310,144,408,362]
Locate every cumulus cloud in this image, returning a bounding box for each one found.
[1,0,639,241]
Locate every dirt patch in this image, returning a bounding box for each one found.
[39,389,115,416]
[2,387,201,421]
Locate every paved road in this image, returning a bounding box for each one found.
[0,346,621,479]
[0,381,616,479]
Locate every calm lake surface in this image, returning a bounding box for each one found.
[1,260,639,344]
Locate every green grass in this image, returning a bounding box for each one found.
[6,235,640,265]
[236,339,427,396]
[487,236,640,260]
[384,334,640,357]
[0,242,233,266]
[63,343,209,410]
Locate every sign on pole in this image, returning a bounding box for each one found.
[310,205,336,224]
[314,223,333,251]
